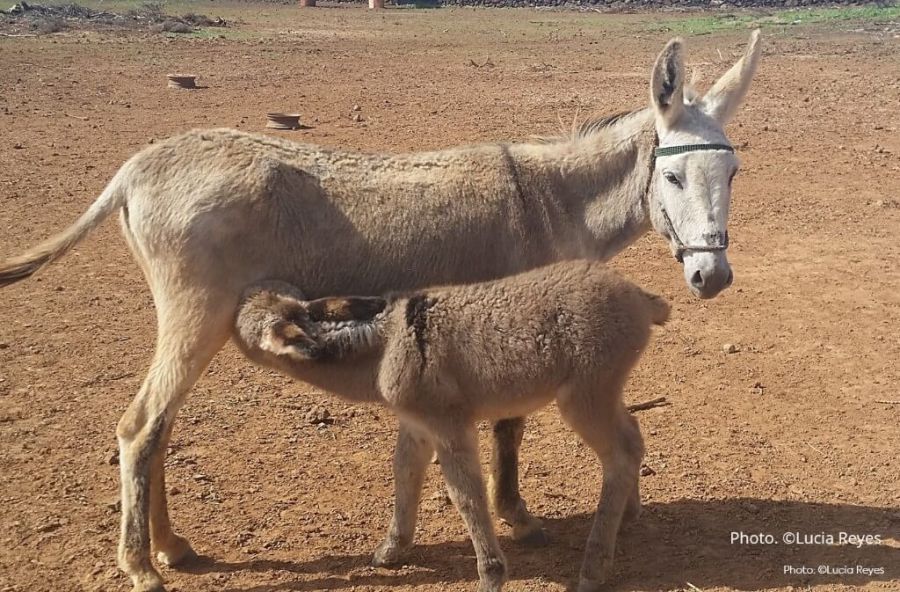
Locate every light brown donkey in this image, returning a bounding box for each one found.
[0,32,759,592]
[234,260,670,592]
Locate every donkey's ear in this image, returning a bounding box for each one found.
[650,38,686,127]
[701,29,762,125]
[262,319,321,361]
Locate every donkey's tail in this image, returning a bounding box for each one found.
[640,289,671,326]
[0,165,129,288]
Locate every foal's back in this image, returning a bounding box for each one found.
[377,260,668,417]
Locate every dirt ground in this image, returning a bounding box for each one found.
[0,4,898,592]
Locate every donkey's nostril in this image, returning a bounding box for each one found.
[726,269,734,286]
[690,270,704,289]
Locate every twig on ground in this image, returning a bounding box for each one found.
[805,441,826,457]
[467,58,495,69]
[79,371,136,387]
[875,400,900,405]
[626,397,670,413]
[277,403,306,410]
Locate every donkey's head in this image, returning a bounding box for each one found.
[646,30,761,299]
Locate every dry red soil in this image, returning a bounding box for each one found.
[0,5,898,592]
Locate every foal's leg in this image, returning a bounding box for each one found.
[117,298,232,592]
[435,425,507,592]
[489,417,547,545]
[558,395,644,592]
[622,442,643,526]
[373,421,434,567]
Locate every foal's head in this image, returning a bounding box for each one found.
[646,30,762,299]
[236,287,387,362]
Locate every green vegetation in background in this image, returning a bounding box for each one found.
[21,0,900,42]
[655,5,900,35]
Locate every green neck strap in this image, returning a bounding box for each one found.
[655,143,734,158]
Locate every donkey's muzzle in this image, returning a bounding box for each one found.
[684,252,733,299]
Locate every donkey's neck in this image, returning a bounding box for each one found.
[510,109,657,261]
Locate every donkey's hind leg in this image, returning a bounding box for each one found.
[116,296,233,592]
[489,417,547,545]
[558,387,644,592]
[373,421,434,567]
[149,423,194,566]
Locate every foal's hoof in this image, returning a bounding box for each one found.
[372,538,412,567]
[156,535,197,567]
[130,572,166,592]
[475,556,507,592]
[621,502,642,526]
[512,522,550,547]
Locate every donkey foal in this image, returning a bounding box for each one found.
[234,260,669,592]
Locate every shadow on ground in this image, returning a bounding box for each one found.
[175,497,898,591]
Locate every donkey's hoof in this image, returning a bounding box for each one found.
[512,522,550,546]
[156,535,197,567]
[372,538,411,567]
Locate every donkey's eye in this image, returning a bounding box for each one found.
[664,172,683,189]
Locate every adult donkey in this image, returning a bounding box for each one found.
[0,32,760,592]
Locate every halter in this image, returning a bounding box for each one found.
[649,141,734,263]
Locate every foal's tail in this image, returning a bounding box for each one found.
[0,166,129,288]
[640,289,671,326]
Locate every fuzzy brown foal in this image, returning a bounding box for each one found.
[234,260,668,592]
[235,261,669,592]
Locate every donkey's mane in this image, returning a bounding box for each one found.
[533,109,638,144]
[573,110,636,140]
[534,84,702,145]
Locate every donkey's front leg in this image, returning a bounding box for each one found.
[373,422,434,567]
[437,425,507,592]
[489,418,547,545]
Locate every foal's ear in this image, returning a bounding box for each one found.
[650,37,686,128]
[306,296,386,323]
[701,29,762,125]
[263,319,321,361]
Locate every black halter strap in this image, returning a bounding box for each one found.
[655,143,735,158]
[650,141,733,262]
